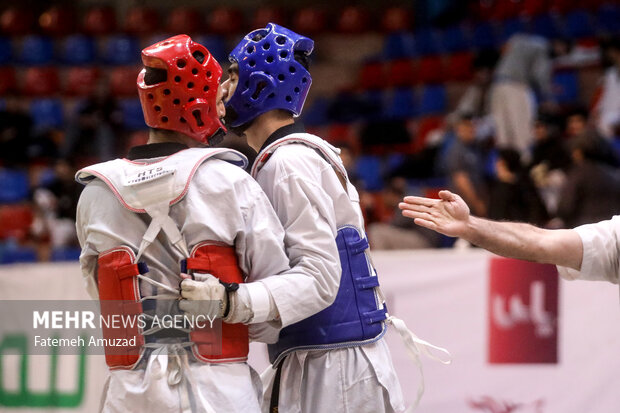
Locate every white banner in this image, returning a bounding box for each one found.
[1,250,619,412]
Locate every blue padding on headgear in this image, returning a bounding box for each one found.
[226,23,313,127]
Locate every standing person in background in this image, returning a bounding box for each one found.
[596,37,620,140]
[398,191,620,288]
[444,113,488,217]
[447,49,499,140]
[490,34,562,158]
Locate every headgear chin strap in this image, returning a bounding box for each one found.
[225,23,314,128]
[137,35,226,144]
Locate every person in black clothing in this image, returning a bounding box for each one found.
[0,96,34,168]
[558,137,620,228]
[489,149,549,226]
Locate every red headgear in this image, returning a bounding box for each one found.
[137,35,225,144]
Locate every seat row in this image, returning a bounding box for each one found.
[0,34,228,66]
[383,8,619,59]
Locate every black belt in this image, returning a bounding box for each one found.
[269,357,286,413]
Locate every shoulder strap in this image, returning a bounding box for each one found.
[76,148,247,260]
[251,133,348,183]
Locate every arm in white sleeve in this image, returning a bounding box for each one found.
[557,216,620,283]
[75,185,102,300]
[229,178,292,325]
[253,152,342,328]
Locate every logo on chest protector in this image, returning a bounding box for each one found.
[124,167,175,187]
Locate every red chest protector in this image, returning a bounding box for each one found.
[78,148,249,369]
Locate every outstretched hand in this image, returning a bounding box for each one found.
[398,190,471,238]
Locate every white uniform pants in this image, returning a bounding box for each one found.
[100,357,262,413]
[261,338,406,413]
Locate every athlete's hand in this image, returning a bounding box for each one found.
[398,190,471,238]
[179,273,228,319]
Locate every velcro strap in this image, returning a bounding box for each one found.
[117,263,148,280]
[350,238,369,254]
[137,262,149,274]
[184,257,212,272]
[363,308,388,325]
[354,275,380,290]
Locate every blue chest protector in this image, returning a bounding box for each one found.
[268,225,388,364]
[268,227,387,365]
[253,134,389,365]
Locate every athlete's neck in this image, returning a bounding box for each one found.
[244,111,294,152]
[147,129,202,148]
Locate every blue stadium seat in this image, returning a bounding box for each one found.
[62,34,97,65]
[414,28,441,56]
[441,25,470,53]
[30,99,64,130]
[553,70,579,104]
[0,37,12,65]
[51,247,82,261]
[499,18,527,43]
[19,35,54,65]
[471,22,498,49]
[102,35,140,65]
[0,169,29,203]
[0,244,37,264]
[596,4,620,35]
[419,85,446,115]
[564,11,595,39]
[386,152,406,171]
[120,98,146,130]
[484,148,499,179]
[362,90,386,122]
[612,139,620,159]
[301,97,329,126]
[385,88,416,120]
[193,35,228,63]
[355,155,384,191]
[531,13,563,39]
[384,32,416,59]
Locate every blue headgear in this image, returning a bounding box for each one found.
[226,23,314,128]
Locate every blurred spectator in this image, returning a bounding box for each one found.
[596,36,620,140]
[488,148,548,225]
[0,96,33,168]
[368,177,440,249]
[62,85,122,163]
[557,137,620,228]
[443,114,487,216]
[552,38,600,69]
[490,34,567,157]
[564,106,589,139]
[30,159,81,259]
[529,113,571,215]
[447,49,499,140]
[530,114,571,172]
[564,106,618,167]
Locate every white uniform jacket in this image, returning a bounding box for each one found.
[557,215,620,286]
[249,124,406,413]
[76,143,291,413]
